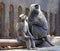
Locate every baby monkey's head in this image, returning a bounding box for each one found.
[19,14,28,22]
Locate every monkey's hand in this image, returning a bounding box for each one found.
[22,32,30,39]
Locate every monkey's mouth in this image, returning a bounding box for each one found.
[19,19,24,22]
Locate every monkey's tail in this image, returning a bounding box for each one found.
[32,37,54,46]
[44,37,54,46]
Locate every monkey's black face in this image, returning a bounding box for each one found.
[30,4,40,11]
[19,17,25,22]
[29,4,40,18]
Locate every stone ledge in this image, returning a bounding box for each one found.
[0,46,60,51]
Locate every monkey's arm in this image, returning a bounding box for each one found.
[22,31,30,39]
[28,28,34,39]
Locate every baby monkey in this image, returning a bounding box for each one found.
[17,14,36,49]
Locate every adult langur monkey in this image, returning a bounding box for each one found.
[28,4,54,47]
[17,14,36,49]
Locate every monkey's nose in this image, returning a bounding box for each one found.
[35,5,39,9]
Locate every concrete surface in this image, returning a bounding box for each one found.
[0,36,60,51]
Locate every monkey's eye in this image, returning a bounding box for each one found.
[35,5,39,9]
[19,19,24,22]
[19,17,21,20]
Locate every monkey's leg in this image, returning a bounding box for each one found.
[26,39,31,49]
[28,29,36,48]
[31,39,36,48]
[44,37,54,46]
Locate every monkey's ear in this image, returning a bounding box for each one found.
[19,14,24,17]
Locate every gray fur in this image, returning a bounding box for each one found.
[17,14,36,49]
[28,4,51,47]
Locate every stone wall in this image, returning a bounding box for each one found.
[0,0,59,38]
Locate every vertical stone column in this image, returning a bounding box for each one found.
[0,2,5,38]
[50,13,53,35]
[9,4,14,38]
[57,1,60,36]
[55,14,57,35]
[1,3,5,38]
[52,13,55,35]
[47,12,50,34]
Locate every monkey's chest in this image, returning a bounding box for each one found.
[18,22,24,31]
[18,22,28,33]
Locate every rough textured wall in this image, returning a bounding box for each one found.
[57,0,60,36]
[0,0,59,38]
